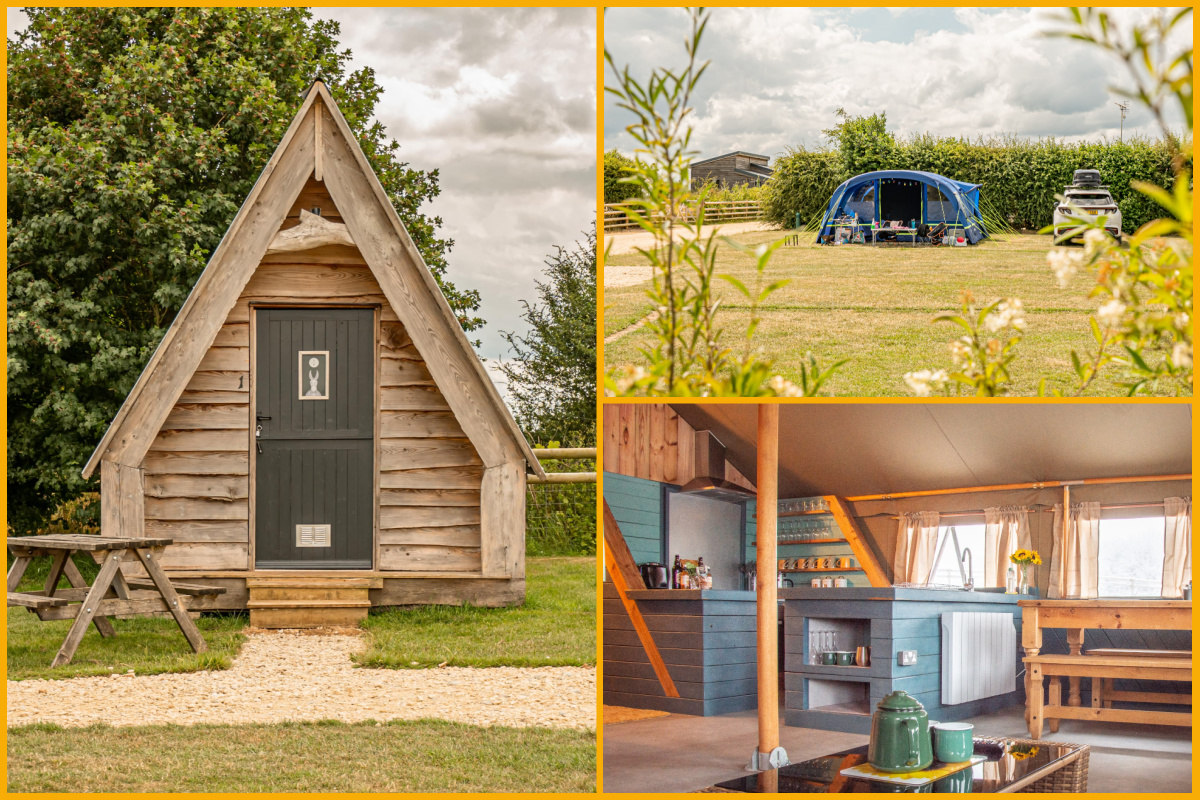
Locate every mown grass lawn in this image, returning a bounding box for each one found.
[604,230,1184,396]
[7,719,596,793]
[357,556,596,669]
[8,556,596,680]
[6,603,248,682]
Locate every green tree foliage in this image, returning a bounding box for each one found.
[500,226,597,448]
[7,8,481,533]
[763,112,1180,232]
[603,149,640,204]
[823,108,898,175]
[760,145,841,229]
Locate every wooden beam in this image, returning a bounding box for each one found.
[603,500,678,699]
[756,404,779,760]
[314,82,544,478]
[479,461,525,578]
[82,89,320,478]
[265,209,353,254]
[533,448,596,460]
[845,473,1191,502]
[825,496,890,587]
[527,472,596,484]
[313,97,323,182]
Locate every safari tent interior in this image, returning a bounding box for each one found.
[602,402,1191,794]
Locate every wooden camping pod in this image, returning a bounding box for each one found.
[82,83,543,616]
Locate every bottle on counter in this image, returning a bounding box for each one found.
[672,555,683,589]
[697,557,710,590]
[1005,565,1017,594]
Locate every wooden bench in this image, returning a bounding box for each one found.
[1026,652,1192,738]
[1085,648,1192,709]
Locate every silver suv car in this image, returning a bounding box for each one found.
[1053,169,1122,243]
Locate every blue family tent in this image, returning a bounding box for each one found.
[817,170,987,244]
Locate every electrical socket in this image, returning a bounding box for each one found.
[898,650,918,666]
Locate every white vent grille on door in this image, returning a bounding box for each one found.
[296,524,332,548]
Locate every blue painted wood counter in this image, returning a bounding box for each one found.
[603,584,760,716]
[779,587,1027,734]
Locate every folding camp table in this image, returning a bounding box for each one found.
[6,534,226,667]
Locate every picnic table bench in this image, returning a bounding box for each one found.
[1019,599,1192,739]
[7,534,226,667]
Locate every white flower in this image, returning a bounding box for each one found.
[615,365,649,393]
[1174,313,1190,332]
[1172,342,1192,369]
[755,243,769,258]
[1083,228,1108,259]
[1047,248,1084,288]
[1097,298,1126,329]
[949,337,973,366]
[983,299,1026,332]
[904,369,949,397]
[768,375,804,396]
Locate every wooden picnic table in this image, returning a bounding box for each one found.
[1018,598,1192,738]
[7,534,226,667]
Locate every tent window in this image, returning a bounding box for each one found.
[845,183,876,221]
[927,524,986,588]
[1097,516,1165,597]
[926,184,955,222]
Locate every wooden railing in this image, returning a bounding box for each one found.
[528,447,596,484]
[603,200,762,232]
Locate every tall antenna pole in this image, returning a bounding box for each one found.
[1115,101,1129,142]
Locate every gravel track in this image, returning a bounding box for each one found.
[8,631,595,731]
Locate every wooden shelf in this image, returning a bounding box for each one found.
[782,568,864,574]
[752,538,845,546]
[752,510,831,520]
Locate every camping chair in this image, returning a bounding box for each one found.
[929,222,948,246]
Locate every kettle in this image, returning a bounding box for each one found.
[868,690,933,773]
[639,562,668,589]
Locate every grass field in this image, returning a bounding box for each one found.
[604,230,1182,396]
[7,719,596,792]
[357,557,596,669]
[8,556,596,680]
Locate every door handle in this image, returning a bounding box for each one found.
[256,414,272,422]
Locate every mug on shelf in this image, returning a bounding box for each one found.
[836,556,853,569]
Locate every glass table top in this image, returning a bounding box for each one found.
[713,738,1083,793]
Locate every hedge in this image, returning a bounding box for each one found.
[762,133,1181,232]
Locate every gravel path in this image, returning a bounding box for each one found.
[8,631,595,731]
[605,222,775,288]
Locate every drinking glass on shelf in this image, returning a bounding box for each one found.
[810,631,820,664]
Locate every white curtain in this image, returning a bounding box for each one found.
[984,506,1032,588]
[1161,497,1192,598]
[1048,502,1101,599]
[895,511,940,584]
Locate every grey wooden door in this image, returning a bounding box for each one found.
[254,308,374,568]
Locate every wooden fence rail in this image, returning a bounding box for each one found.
[530,447,596,484]
[604,200,762,232]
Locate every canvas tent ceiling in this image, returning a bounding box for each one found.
[671,403,1191,500]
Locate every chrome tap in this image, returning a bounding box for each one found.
[961,548,975,591]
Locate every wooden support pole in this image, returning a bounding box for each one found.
[845,473,1190,502]
[756,404,780,761]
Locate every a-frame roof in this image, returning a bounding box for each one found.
[83,81,544,479]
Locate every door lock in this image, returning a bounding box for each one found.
[255,423,263,454]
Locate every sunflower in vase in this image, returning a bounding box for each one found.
[1009,549,1042,594]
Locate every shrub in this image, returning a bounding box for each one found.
[604,149,641,204]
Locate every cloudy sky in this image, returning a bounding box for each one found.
[8,8,596,372]
[605,7,1190,159]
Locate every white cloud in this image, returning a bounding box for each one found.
[605,7,1190,159]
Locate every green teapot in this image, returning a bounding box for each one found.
[868,690,933,773]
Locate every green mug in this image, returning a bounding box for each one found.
[933,766,973,793]
[822,651,837,666]
[931,722,974,763]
